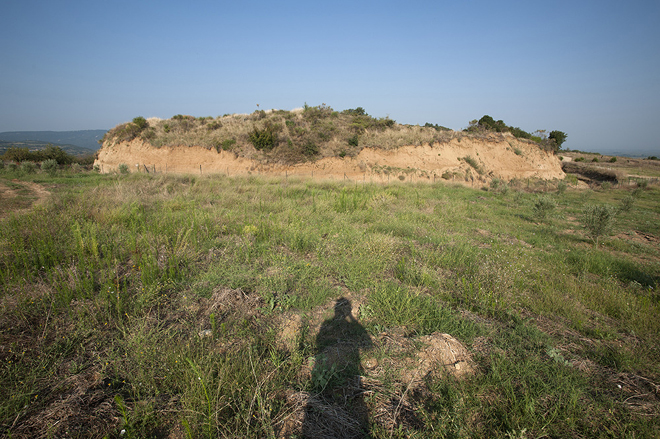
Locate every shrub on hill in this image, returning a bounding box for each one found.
[465,115,565,153]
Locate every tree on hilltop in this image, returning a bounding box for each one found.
[548,130,567,150]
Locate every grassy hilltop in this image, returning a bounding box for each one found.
[102,105,559,165]
[1,143,659,437]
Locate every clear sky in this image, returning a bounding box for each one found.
[1,0,659,154]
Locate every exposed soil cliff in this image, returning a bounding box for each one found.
[95,132,564,184]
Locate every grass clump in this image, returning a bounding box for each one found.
[461,155,483,174]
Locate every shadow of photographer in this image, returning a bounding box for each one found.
[302,297,373,438]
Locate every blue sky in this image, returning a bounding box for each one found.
[1,0,658,154]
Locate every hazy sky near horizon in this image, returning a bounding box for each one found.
[1,0,658,154]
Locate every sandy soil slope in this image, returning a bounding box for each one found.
[94,133,564,184]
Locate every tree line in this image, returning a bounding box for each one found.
[1,145,95,166]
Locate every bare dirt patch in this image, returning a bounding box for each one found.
[0,180,50,218]
[616,231,660,247]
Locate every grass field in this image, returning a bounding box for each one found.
[1,167,658,438]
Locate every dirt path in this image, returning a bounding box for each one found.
[0,180,51,218]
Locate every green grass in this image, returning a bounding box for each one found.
[1,170,659,437]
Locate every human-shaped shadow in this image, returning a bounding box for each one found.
[302,297,373,438]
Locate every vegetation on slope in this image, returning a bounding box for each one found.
[465,115,566,152]
[101,105,563,165]
[0,165,658,438]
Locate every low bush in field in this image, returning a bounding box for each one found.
[40,159,58,176]
[20,161,36,174]
[582,204,616,246]
[533,195,556,220]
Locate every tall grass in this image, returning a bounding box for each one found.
[1,171,659,437]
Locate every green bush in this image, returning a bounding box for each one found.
[582,204,616,246]
[302,141,319,156]
[592,157,599,162]
[6,162,17,172]
[70,163,82,173]
[206,121,222,131]
[132,116,148,130]
[221,139,236,151]
[118,163,129,174]
[609,157,617,163]
[249,123,280,151]
[348,134,358,147]
[20,161,37,174]
[619,195,635,212]
[424,122,451,131]
[532,195,556,220]
[40,159,58,176]
[342,107,367,116]
[557,181,567,194]
[574,157,585,162]
[548,130,567,149]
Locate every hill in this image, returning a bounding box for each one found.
[0,129,107,151]
[96,106,564,182]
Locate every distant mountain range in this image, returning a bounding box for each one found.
[0,130,107,154]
